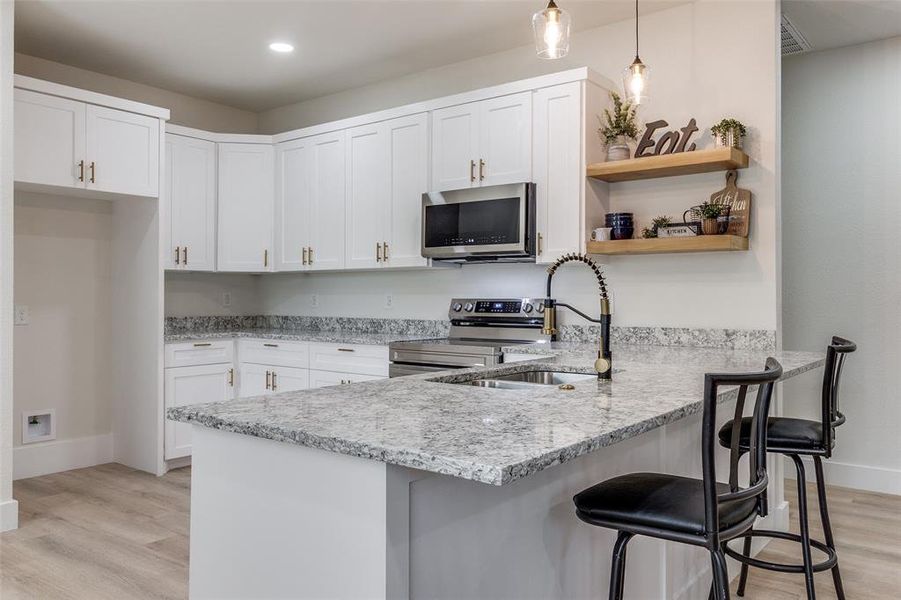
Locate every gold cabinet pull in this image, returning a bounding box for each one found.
[265,370,271,390]
[383,242,389,261]
[376,242,382,262]
[271,371,278,391]
[77,160,85,182]
[537,232,543,255]
[263,343,279,348]
[175,246,181,265]
[470,159,476,182]
[337,348,355,353]
[228,368,234,387]
[264,249,269,268]
[302,247,308,265]
[193,342,212,347]
[479,159,485,181]
[182,246,188,265]
[89,161,96,183]
[308,247,313,264]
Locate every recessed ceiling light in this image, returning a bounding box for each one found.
[269,42,294,53]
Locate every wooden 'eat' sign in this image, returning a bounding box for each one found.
[635,118,699,158]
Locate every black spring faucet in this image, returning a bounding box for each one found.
[542,253,613,379]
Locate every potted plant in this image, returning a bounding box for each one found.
[710,118,747,149]
[642,215,672,239]
[598,92,639,161]
[698,202,727,235]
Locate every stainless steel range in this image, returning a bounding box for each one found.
[388,298,552,377]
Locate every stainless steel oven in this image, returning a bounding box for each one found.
[421,182,536,263]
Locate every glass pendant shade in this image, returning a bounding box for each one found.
[532,1,571,60]
[622,57,650,105]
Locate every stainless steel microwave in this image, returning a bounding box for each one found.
[421,182,536,263]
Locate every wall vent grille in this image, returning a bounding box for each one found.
[781,14,811,56]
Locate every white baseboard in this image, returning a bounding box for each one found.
[673,500,789,599]
[0,498,19,532]
[785,456,901,495]
[14,433,114,480]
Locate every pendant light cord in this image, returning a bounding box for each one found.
[635,0,639,58]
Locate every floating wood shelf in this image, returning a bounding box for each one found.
[586,147,750,182]
[586,235,749,256]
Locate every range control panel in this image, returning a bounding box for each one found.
[448,298,545,318]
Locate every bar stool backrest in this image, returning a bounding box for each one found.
[702,357,782,544]
[822,336,857,456]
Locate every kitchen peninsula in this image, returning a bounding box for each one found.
[169,343,824,600]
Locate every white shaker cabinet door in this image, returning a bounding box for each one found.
[308,131,346,271]
[14,89,86,189]
[238,363,272,398]
[275,138,312,271]
[165,134,217,271]
[385,113,429,268]
[345,122,388,270]
[270,366,310,393]
[85,104,160,197]
[164,364,234,460]
[431,102,479,192]
[478,91,532,187]
[217,143,275,272]
[532,82,583,264]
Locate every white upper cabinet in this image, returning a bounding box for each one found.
[275,137,312,271]
[430,92,531,192]
[14,89,86,189]
[14,89,160,197]
[431,103,479,192]
[478,92,532,187]
[308,131,346,271]
[532,82,583,264]
[385,113,429,268]
[345,123,389,269]
[85,105,160,197]
[165,134,217,271]
[217,143,275,272]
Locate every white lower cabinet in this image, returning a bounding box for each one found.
[308,343,389,377]
[164,362,235,460]
[238,363,309,397]
[309,370,384,389]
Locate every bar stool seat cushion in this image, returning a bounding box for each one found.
[718,417,825,452]
[573,473,757,536]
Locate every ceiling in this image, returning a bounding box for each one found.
[782,0,901,54]
[15,0,689,113]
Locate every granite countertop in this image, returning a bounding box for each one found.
[168,343,824,486]
[164,328,429,346]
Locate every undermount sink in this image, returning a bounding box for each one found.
[468,370,597,390]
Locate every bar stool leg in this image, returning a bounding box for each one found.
[735,535,752,596]
[813,456,846,600]
[791,454,817,599]
[608,531,633,600]
[709,545,731,600]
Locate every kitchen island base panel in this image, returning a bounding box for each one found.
[188,408,788,599]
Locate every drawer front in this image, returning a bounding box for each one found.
[165,340,234,368]
[308,343,389,377]
[309,369,384,389]
[238,339,309,369]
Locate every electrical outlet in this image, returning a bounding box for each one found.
[222,292,232,307]
[311,294,320,308]
[384,294,393,309]
[14,305,30,326]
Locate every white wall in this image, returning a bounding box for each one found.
[13,194,113,447]
[257,1,781,331]
[1,0,18,531]
[15,53,259,133]
[165,272,261,317]
[782,36,901,494]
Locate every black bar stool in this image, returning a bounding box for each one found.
[573,358,783,600]
[718,336,856,599]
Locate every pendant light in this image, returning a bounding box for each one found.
[532,0,571,60]
[622,0,650,105]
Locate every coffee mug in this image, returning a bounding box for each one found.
[591,227,613,241]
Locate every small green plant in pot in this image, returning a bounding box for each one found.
[699,201,727,235]
[642,215,672,239]
[598,92,639,161]
[710,118,747,149]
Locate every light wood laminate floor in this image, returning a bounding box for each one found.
[0,463,898,599]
